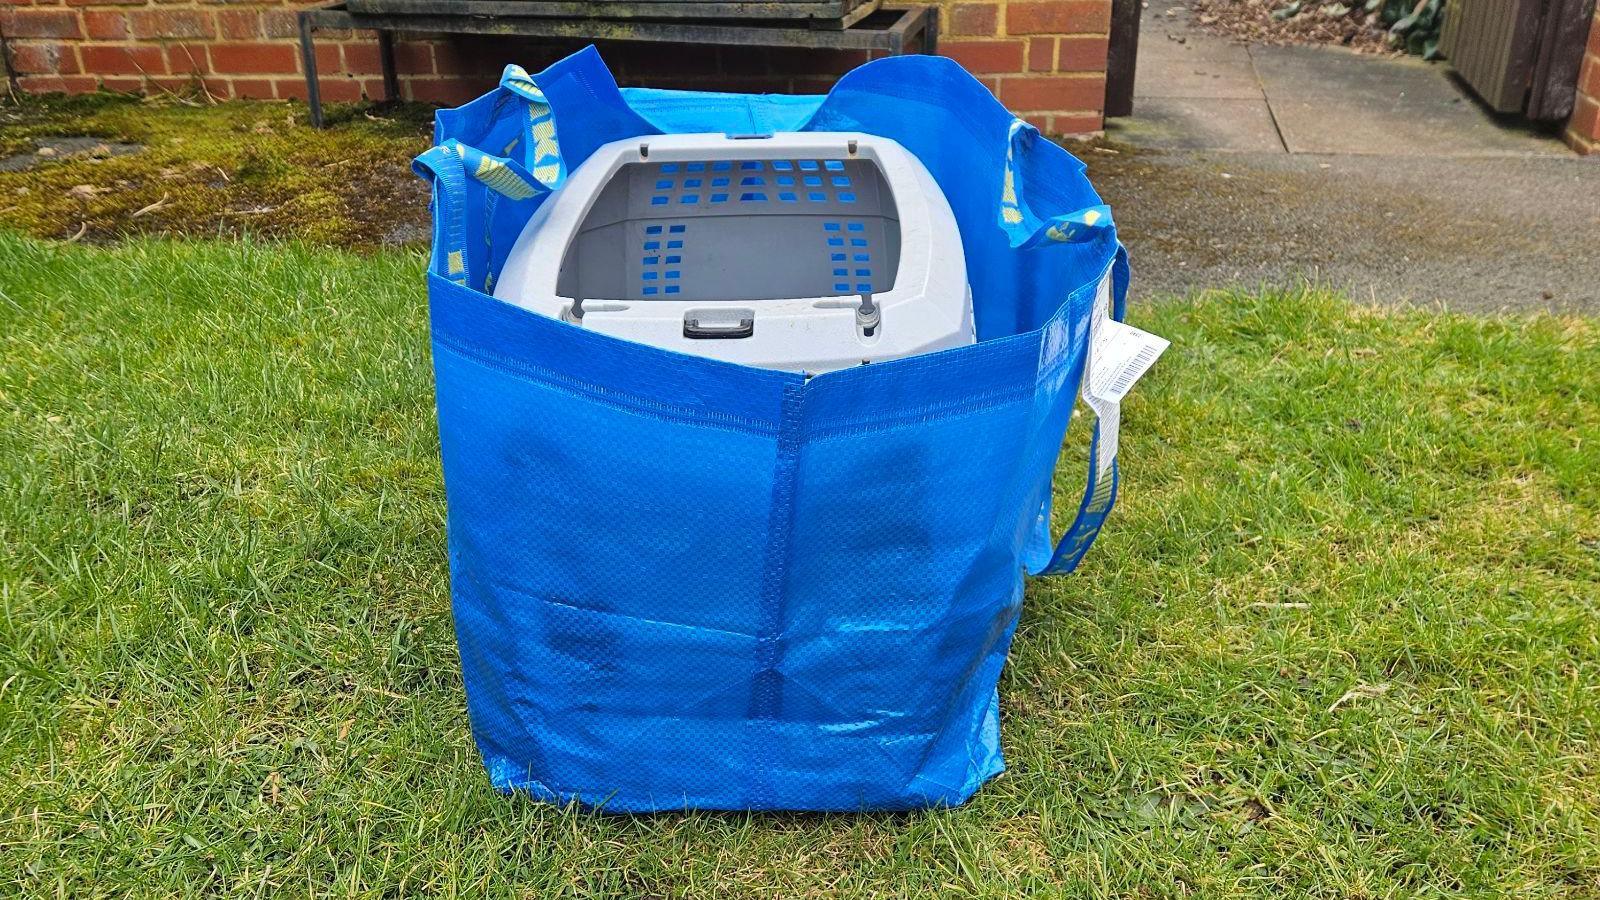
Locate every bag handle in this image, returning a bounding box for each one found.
[413,51,653,289]
[991,118,1159,575]
[498,64,568,190]
[411,64,570,290]
[999,119,1116,251]
[1032,245,1169,575]
[412,139,551,289]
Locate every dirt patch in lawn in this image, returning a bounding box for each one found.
[0,92,434,249]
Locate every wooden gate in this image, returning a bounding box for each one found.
[1442,0,1598,120]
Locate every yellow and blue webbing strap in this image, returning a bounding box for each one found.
[1038,244,1165,575]
[499,64,567,190]
[412,67,563,290]
[999,119,1115,249]
[997,118,1129,574]
[412,139,551,290]
[1037,250,1126,575]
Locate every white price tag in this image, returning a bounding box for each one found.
[1081,273,1169,480]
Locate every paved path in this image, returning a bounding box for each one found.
[1086,0,1600,312]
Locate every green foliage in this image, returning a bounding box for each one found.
[1274,0,1448,57]
[1373,0,1446,58]
[1,232,1598,897]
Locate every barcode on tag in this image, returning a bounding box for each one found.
[1088,319,1169,405]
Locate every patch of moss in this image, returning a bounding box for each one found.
[0,92,436,249]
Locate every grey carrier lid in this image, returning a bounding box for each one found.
[493,131,974,373]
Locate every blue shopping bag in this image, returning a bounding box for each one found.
[413,46,1165,811]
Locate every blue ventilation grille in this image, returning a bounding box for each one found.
[629,159,887,301]
[823,220,874,296]
[636,217,878,299]
[641,223,687,297]
[649,159,855,206]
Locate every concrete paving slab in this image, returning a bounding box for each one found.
[1250,45,1569,157]
[1135,0,1265,100]
[1108,97,1284,151]
[1095,0,1597,313]
[1083,147,1600,312]
[1135,38,1267,100]
[1136,31,1264,100]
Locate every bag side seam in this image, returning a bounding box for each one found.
[747,381,806,808]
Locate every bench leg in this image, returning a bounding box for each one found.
[299,13,324,129]
[378,30,400,101]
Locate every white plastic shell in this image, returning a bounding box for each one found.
[492,132,974,373]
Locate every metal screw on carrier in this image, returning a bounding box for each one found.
[856,292,880,337]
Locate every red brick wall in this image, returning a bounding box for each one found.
[937,0,1109,134]
[1566,8,1600,154]
[0,0,1110,135]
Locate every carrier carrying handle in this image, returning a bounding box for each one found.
[683,310,756,340]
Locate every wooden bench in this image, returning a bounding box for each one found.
[295,0,939,127]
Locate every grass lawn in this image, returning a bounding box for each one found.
[1,231,1597,897]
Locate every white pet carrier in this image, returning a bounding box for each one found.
[492,132,974,373]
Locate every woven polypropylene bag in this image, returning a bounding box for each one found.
[413,46,1149,812]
